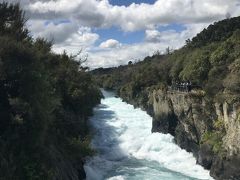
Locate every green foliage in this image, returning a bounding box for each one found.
[188,90,206,99]
[0,2,101,179]
[179,49,211,84]
[213,118,225,130]
[0,2,29,41]
[188,16,240,48]
[201,131,224,153]
[201,118,225,154]
[67,136,95,158]
[23,162,54,180]
[223,58,240,102]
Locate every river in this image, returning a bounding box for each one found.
[84,90,213,180]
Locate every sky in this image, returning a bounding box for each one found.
[4,0,240,69]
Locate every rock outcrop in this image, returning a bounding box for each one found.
[120,88,240,180]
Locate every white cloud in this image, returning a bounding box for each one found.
[28,20,78,44]
[27,20,99,56]
[3,0,240,68]
[24,0,240,31]
[145,29,161,42]
[83,22,210,69]
[29,0,81,13]
[75,27,99,46]
[85,42,171,69]
[100,39,121,48]
[51,26,99,54]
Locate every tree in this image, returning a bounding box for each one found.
[0,2,102,179]
[226,12,231,19]
[153,50,161,56]
[128,61,133,65]
[0,2,29,41]
[185,39,191,45]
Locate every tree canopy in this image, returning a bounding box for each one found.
[0,2,102,179]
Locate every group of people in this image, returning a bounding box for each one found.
[171,80,192,92]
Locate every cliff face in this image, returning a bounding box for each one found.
[120,89,240,180]
[151,90,213,154]
[220,102,240,156]
[149,89,240,180]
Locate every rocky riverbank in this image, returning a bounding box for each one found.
[118,88,240,180]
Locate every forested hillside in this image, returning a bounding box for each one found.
[93,16,240,104]
[0,3,101,179]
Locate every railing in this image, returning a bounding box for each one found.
[169,84,201,93]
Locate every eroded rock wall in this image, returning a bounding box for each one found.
[120,88,240,180]
[149,89,240,180]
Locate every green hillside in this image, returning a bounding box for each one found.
[93,16,240,104]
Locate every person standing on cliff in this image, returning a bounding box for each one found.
[187,80,192,92]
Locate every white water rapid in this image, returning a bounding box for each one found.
[84,90,213,180]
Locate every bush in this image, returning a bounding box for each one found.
[201,131,224,153]
[0,2,102,179]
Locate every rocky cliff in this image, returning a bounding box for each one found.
[120,88,240,180]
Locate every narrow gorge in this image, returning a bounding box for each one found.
[1,1,240,179]
[85,90,212,180]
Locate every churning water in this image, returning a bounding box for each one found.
[84,90,213,180]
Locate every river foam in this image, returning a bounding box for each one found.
[84,90,213,180]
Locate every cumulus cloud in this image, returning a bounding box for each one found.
[85,23,210,69]
[75,27,99,45]
[51,26,99,54]
[100,39,121,48]
[27,20,78,44]
[24,0,240,31]
[145,29,161,42]
[3,0,240,68]
[85,42,172,69]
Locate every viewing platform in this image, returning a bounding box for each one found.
[168,82,202,93]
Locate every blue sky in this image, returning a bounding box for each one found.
[93,23,187,46]
[17,0,240,68]
[93,27,145,45]
[90,0,193,53]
